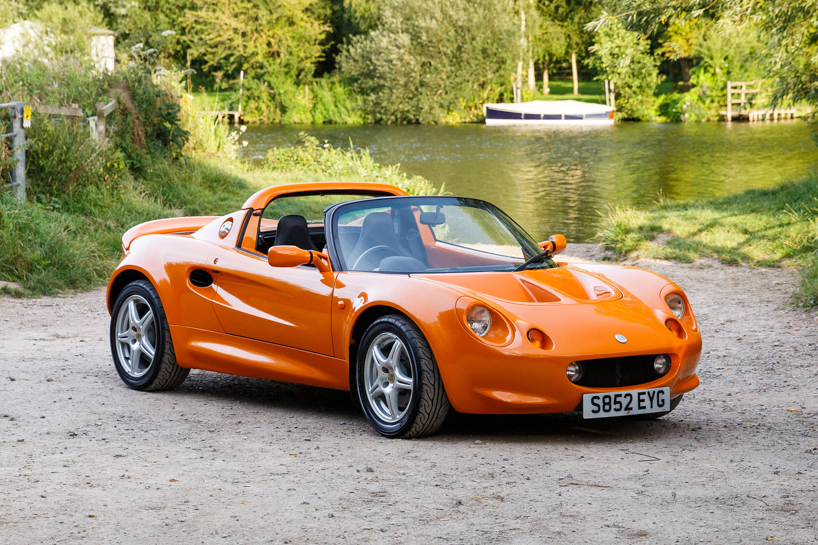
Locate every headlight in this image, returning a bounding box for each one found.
[466,305,492,337]
[665,293,685,319]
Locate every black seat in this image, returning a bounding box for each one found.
[273,215,319,252]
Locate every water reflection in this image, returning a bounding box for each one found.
[243,121,818,241]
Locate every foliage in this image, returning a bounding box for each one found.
[265,134,438,195]
[24,113,125,203]
[588,19,661,120]
[598,174,818,307]
[181,0,329,81]
[591,0,818,110]
[339,0,518,123]
[241,73,363,124]
[114,66,190,166]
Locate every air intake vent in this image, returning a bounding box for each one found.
[189,269,213,288]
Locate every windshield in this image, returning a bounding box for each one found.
[330,197,557,273]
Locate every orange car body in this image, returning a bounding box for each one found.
[107,182,701,415]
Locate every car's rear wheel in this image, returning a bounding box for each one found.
[356,315,450,438]
[110,279,189,391]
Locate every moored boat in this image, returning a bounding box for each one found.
[483,100,615,126]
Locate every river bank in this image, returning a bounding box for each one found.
[1,245,816,543]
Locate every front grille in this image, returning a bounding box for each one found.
[574,355,668,388]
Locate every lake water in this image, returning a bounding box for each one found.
[242,121,818,242]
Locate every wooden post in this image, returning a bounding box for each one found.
[726,81,732,121]
[604,80,610,107]
[96,102,105,140]
[238,70,244,119]
[571,51,578,96]
[10,102,25,201]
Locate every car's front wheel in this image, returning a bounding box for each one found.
[356,315,450,438]
[110,279,189,391]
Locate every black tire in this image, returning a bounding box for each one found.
[629,394,684,420]
[355,315,450,438]
[110,279,189,391]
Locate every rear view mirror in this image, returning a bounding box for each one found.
[539,234,566,255]
[419,211,446,226]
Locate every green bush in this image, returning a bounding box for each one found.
[588,20,661,121]
[265,133,438,195]
[241,73,363,124]
[338,0,517,124]
[24,113,125,203]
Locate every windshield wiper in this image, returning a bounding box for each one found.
[514,250,553,272]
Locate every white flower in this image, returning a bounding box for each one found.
[161,30,176,36]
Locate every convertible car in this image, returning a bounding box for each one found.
[107,182,701,437]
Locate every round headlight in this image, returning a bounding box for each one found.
[654,354,671,375]
[665,293,685,319]
[566,362,583,383]
[467,305,492,337]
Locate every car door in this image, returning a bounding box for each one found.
[206,245,336,357]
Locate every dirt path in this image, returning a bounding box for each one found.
[1,247,817,544]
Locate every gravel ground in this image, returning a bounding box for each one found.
[1,246,817,544]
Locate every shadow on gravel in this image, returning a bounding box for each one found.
[158,370,691,443]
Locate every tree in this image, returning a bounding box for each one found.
[536,0,598,95]
[181,0,329,81]
[590,0,818,107]
[588,18,661,119]
[338,0,518,123]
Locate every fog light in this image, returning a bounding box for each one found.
[654,355,671,375]
[467,305,492,337]
[566,362,583,383]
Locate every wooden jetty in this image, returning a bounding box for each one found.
[721,80,810,122]
[205,109,242,123]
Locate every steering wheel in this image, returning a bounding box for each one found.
[352,245,401,271]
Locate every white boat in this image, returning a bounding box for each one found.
[483,100,615,126]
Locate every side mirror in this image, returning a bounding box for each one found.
[539,234,566,255]
[268,246,331,272]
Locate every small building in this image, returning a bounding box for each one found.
[0,21,115,73]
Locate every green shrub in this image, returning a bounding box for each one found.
[264,133,439,195]
[588,20,661,121]
[338,0,517,124]
[24,113,125,203]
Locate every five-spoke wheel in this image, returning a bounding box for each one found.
[114,294,157,379]
[109,279,189,391]
[356,315,450,438]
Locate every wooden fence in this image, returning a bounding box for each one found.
[723,81,810,121]
[1,99,117,201]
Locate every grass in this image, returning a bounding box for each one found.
[525,79,607,104]
[598,174,818,306]
[0,131,438,297]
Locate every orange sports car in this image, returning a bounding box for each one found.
[107,182,701,437]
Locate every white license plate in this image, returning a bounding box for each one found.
[582,387,670,419]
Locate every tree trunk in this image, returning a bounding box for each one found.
[571,50,579,95]
[680,58,692,92]
[518,7,525,101]
[669,61,676,92]
[528,57,535,91]
[543,65,550,95]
